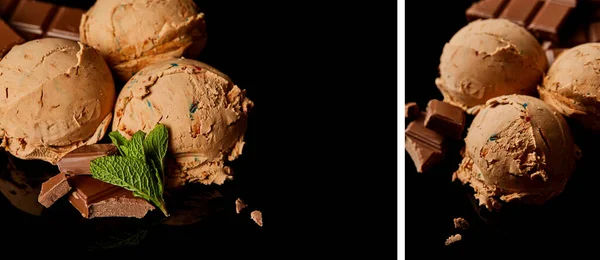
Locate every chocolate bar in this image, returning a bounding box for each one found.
[45,6,84,42]
[499,0,543,27]
[0,0,84,44]
[466,0,576,44]
[424,100,466,140]
[38,172,71,208]
[528,1,574,42]
[57,144,118,175]
[0,18,23,57]
[68,175,155,219]
[466,0,508,22]
[405,115,446,173]
[405,102,420,120]
[9,0,57,40]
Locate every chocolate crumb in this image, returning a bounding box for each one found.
[445,234,462,246]
[251,210,263,227]
[453,217,470,229]
[405,102,420,120]
[235,198,247,214]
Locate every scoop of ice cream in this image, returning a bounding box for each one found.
[436,19,547,114]
[0,38,115,164]
[453,95,577,210]
[113,58,253,188]
[538,43,600,132]
[80,0,207,82]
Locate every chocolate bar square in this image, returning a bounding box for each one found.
[424,100,466,140]
[405,115,446,173]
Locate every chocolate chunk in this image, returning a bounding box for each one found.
[445,234,462,246]
[499,0,543,27]
[45,6,83,42]
[57,144,118,175]
[466,0,508,21]
[250,210,263,227]
[0,18,24,57]
[405,115,446,173]
[453,217,470,229]
[0,0,17,19]
[528,0,574,42]
[424,100,466,140]
[8,0,57,40]
[405,102,420,120]
[68,176,154,219]
[235,198,247,214]
[546,48,568,65]
[38,172,71,208]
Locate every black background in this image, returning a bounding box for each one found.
[0,0,398,258]
[406,0,600,258]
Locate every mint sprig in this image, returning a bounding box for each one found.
[91,124,170,216]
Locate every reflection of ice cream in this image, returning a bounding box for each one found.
[80,0,207,82]
[112,58,253,188]
[453,95,577,211]
[538,43,600,132]
[436,19,547,114]
[0,38,115,164]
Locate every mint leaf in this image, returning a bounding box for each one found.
[128,131,146,160]
[91,155,168,216]
[108,131,129,155]
[143,124,168,192]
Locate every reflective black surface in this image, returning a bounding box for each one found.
[406,0,600,258]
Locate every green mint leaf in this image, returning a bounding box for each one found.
[142,124,168,192]
[90,156,168,216]
[128,131,146,161]
[108,131,129,155]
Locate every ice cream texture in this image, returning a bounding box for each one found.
[113,58,253,188]
[80,0,207,82]
[436,19,547,114]
[538,43,600,133]
[0,38,116,164]
[453,95,577,211]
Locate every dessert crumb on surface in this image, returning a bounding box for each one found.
[445,234,462,246]
[453,217,469,229]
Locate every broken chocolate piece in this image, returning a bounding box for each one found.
[424,100,466,140]
[405,115,446,173]
[8,0,57,40]
[0,18,24,58]
[498,0,543,27]
[466,0,508,21]
[45,6,83,42]
[251,210,263,227]
[528,0,574,42]
[57,144,117,175]
[445,234,462,246]
[453,217,470,229]
[589,21,600,42]
[68,176,154,219]
[38,172,71,208]
[235,198,247,214]
[405,102,420,120]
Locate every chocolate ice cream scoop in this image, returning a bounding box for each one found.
[0,38,115,164]
[538,43,600,133]
[436,19,547,114]
[113,58,253,188]
[80,0,207,82]
[453,95,577,211]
